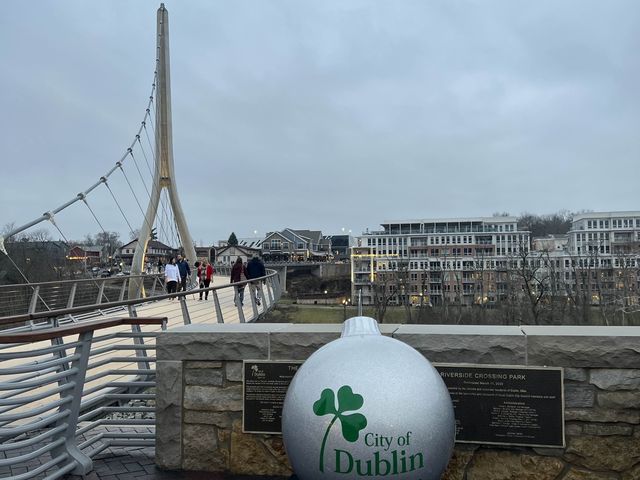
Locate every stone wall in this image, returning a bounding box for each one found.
[156,323,640,479]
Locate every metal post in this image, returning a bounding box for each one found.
[179,295,191,325]
[249,284,259,321]
[51,330,94,475]
[236,288,246,323]
[28,285,40,314]
[96,281,106,305]
[128,305,151,374]
[266,277,275,304]
[119,278,128,301]
[151,276,159,296]
[260,281,268,310]
[66,282,77,309]
[212,290,224,323]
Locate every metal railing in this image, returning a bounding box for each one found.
[0,269,283,479]
[0,274,166,319]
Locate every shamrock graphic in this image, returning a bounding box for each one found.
[313,385,367,473]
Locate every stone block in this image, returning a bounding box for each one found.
[155,360,182,469]
[466,450,564,479]
[229,420,292,476]
[270,324,342,360]
[565,385,596,408]
[182,423,227,472]
[394,325,526,364]
[158,324,286,361]
[226,362,243,382]
[523,327,640,368]
[562,468,618,480]
[185,369,224,386]
[598,390,640,409]
[184,385,242,412]
[564,368,588,382]
[582,423,634,436]
[186,361,222,369]
[565,423,583,436]
[564,433,640,471]
[184,410,237,428]
[565,408,640,424]
[591,369,640,391]
[442,447,477,480]
[623,464,640,480]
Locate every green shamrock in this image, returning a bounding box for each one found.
[313,385,367,472]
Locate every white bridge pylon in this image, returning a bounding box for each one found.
[130,4,196,298]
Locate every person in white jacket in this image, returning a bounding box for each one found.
[164,257,181,300]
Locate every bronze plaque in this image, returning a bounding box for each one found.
[434,363,564,448]
[243,360,302,434]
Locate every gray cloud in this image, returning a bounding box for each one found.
[1,0,638,245]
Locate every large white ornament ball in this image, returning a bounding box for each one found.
[282,317,455,480]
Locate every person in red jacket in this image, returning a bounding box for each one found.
[230,257,248,306]
[199,260,215,300]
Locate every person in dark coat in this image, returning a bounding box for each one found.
[177,255,191,292]
[230,257,248,306]
[246,255,266,305]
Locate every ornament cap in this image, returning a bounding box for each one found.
[341,316,381,338]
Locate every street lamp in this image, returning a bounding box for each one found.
[342,298,349,321]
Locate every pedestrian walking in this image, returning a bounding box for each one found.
[230,257,248,306]
[200,260,214,300]
[176,255,191,292]
[246,255,266,306]
[164,257,180,299]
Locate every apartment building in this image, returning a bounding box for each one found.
[352,217,531,306]
[353,212,640,308]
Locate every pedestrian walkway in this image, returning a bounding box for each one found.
[63,445,289,479]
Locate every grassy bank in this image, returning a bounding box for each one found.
[259,303,640,326]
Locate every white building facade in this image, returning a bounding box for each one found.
[353,212,640,309]
[352,216,530,306]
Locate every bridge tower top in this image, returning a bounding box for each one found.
[130,4,196,295]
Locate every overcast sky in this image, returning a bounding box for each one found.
[1,1,638,246]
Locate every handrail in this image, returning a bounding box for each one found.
[0,269,280,325]
[0,273,161,290]
[0,317,166,343]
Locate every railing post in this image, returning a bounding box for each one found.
[128,305,151,374]
[236,287,246,323]
[212,290,224,323]
[96,281,106,305]
[266,277,275,305]
[249,283,259,321]
[52,330,94,475]
[151,276,159,296]
[119,278,128,302]
[273,273,282,299]
[66,282,77,309]
[28,285,40,314]
[179,296,191,325]
[260,281,269,309]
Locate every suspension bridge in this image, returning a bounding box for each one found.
[0,5,283,479]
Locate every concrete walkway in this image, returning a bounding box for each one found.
[63,446,289,480]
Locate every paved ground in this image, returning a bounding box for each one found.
[64,447,290,480]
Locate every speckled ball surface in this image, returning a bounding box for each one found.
[282,317,455,480]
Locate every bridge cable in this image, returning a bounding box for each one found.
[46,215,111,304]
[2,79,156,241]
[102,181,135,235]
[141,120,180,248]
[81,196,108,235]
[131,140,172,244]
[0,253,53,313]
[128,148,151,198]
[117,163,162,248]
